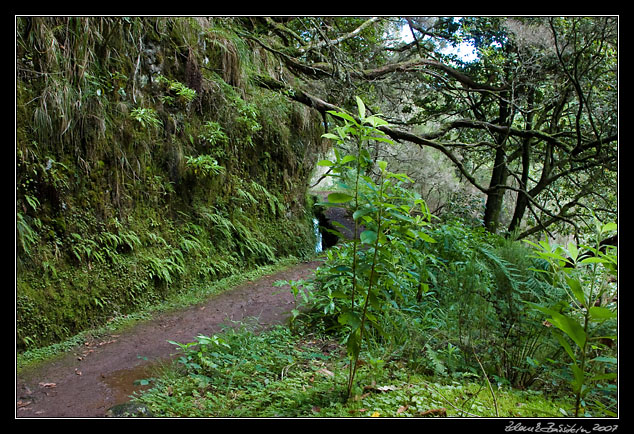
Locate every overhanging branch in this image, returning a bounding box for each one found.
[358,58,508,92]
[252,73,617,216]
[298,17,382,55]
[249,27,507,92]
[252,73,494,194]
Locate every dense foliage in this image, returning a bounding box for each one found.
[243,16,618,239]
[139,324,577,417]
[16,17,325,350]
[16,16,617,418]
[159,99,616,417]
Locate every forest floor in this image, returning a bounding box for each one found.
[16,259,323,417]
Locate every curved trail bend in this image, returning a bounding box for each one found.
[16,260,322,418]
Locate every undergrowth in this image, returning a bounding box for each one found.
[130,211,616,418]
[134,323,574,418]
[130,98,616,418]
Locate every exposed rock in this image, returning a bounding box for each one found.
[106,402,153,418]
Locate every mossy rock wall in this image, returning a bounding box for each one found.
[16,17,325,350]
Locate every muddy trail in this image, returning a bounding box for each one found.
[16,191,354,418]
[16,260,323,418]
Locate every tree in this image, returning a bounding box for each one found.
[246,16,617,238]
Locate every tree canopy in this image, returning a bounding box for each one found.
[245,16,618,240]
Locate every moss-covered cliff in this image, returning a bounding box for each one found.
[16,17,326,350]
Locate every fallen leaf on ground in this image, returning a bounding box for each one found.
[363,383,398,393]
[39,382,56,388]
[376,385,398,392]
[419,408,447,417]
[316,367,334,378]
[397,405,408,414]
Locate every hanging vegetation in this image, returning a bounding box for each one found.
[16,17,324,350]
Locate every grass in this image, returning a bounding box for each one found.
[131,323,574,418]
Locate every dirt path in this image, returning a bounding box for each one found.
[16,260,322,418]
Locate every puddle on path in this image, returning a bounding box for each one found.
[101,361,163,406]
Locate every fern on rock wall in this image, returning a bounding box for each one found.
[16,17,323,350]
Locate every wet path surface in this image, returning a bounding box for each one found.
[16,260,321,418]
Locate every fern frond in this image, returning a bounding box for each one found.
[236,188,257,207]
[477,245,525,292]
[199,206,236,240]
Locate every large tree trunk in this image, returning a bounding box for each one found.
[483,146,509,233]
[508,188,529,235]
[508,89,535,235]
[483,89,511,233]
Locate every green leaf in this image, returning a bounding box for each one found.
[324,228,345,239]
[565,276,586,306]
[355,96,366,119]
[331,264,352,273]
[389,172,414,183]
[369,135,393,145]
[416,230,437,243]
[330,221,350,231]
[538,251,569,262]
[601,222,617,234]
[367,289,382,311]
[570,363,585,393]
[549,312,587,350]
[567,241,578,263]
[321,133,341,141]
[579,256,606,265]
[327,110,358,125]
[339,155,357,165]
[523,240,541,250]
[592,356,617,365]
[290,308,300,320]
[377,160,387,173]
[327,192,354,203]
[589,372,617,383]
[317,159,334,167]
[554,332,577,363]
[353,206,376,221]
[24,195,40,211]
[346,328,361,359]
[588,306,616,321]
[338,311,361,330]
[527,302,586,350]
[330,290,348,299]
[360,230,377,245]
[364,115,389,127]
